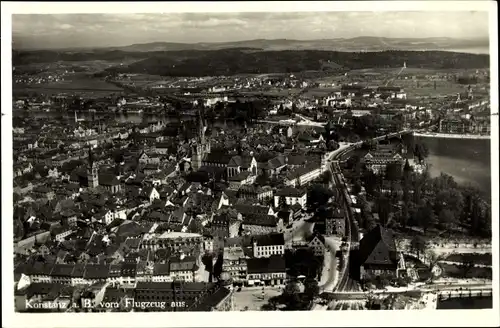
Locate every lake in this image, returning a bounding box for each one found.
[416,136,491,200]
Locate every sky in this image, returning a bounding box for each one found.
[12,11,490,49]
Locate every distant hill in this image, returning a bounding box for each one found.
[13,37,489,53]
[96,37,490,53]
[104,49,489,77]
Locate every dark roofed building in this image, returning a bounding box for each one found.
[246,255,286,286]
[134,281,229,311]
[358,225,400,280]
[98,174,122,194]
[83,264,110,281]
[252,233,285,258]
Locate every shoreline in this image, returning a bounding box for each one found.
[414,132,490,140]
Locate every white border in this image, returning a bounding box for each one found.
[1,2,498,328]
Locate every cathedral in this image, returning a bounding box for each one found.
[87,145,99,188]
[191,111,211,171]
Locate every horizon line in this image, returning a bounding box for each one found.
[11,35,490,51]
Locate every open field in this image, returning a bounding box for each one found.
[14,72,124,96]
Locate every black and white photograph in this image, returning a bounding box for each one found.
[2,1,499,327]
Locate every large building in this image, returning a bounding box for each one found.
[252,233,285,258]
[191,111,211,171]
[358,225,403,280]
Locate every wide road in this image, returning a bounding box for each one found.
[283,214,314,243]
[328,130,414,293]
[319,236,340,292]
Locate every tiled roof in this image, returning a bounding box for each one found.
[253,233,285,246]
[247,255,286,274]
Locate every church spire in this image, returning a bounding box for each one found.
[88,145,94,168]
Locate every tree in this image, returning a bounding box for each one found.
[327,139,339,151]
[308,184,334,210]
[415,202,437,232]
[438,208,457,231]
[376,196,391,227]
[188,219,204,234]
[386,163,403,182]
[434,189,464,220]
[352,179,363,195]
[303,278,320,301]
[410,236,428,259]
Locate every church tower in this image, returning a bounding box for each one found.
[191,109,210,171]
[87,145,99,188]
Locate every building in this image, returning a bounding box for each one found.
[237,185,273,202]
[246,255,286,286]
[222,246,248,284]
[325,208,346,237]
[252,233,285,258]
[273,187,307,208]
[169,255,197,282]
[142,232,204,252]
[241,214,283,235]
[87,146,99,188]
[285,163,322,187]
[133,281,230,311]
[210,213,241,239]
[191,111,211,171]
[227,155,258,178]
[362,150,405,175]
[308,234,326,256]
[358,225,400,280]
[439,118,471,134]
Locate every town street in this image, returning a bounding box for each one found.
[319,236,341,293]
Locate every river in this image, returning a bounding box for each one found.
[415,136,491,200]
[437,296,492,309]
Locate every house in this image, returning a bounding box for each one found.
[242,214,283,235]
[358,225,401,280]
[227,155,258,178]
[284,163,322,187]
[169,255,197,282]
[143,164,161,175]
[362,151,405,175]
[237,185,273,202]
[273,187,307,208]
[439,118,472,134]
[228,171,256,189]
[252,233,285,258]
[222,246,248,284]
[308,234,326,256]
[133,281,231,312]
[246,255,286,286]
[258,155,287,177]
[152,263,172,282]
[99,174,122,194]
[83,264,110,285]
[325,208,346,237]
[138,151,161,165]
[210,213,241,239]
[53,226,74,243]
[50,264,75,285]
[233,204,275,217]
[141,186,160,204]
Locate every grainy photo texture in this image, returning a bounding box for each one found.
[10,9,493,314]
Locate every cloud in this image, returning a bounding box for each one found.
[11,11,490,49]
